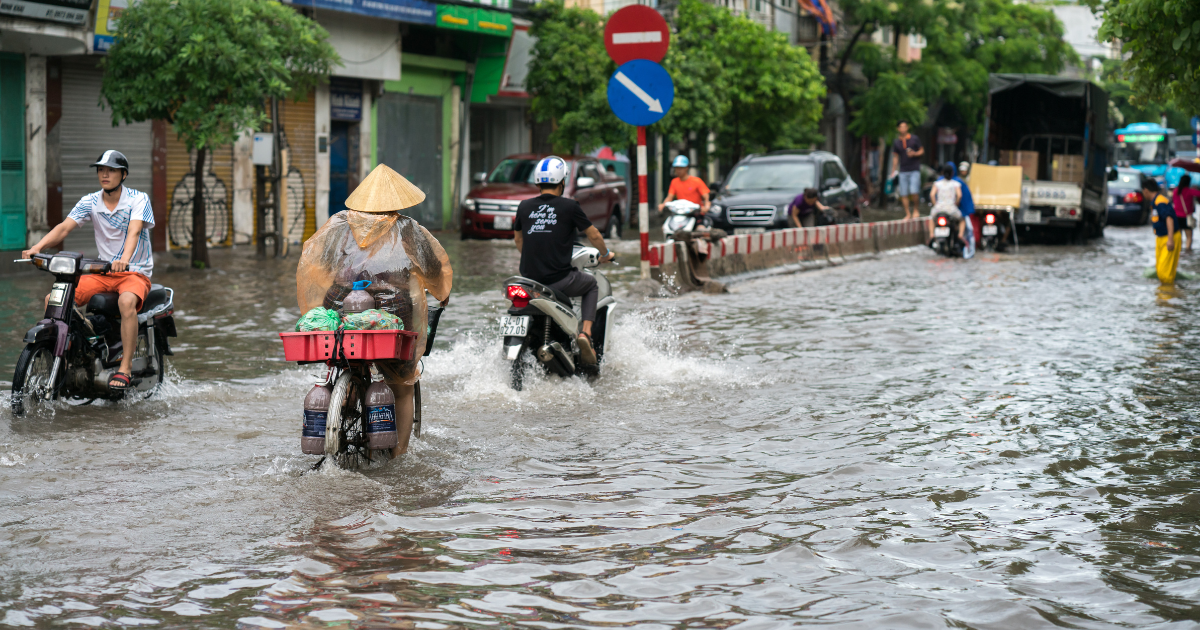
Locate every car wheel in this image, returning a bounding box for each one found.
[606,208,622,240]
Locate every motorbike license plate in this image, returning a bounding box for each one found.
[734,227,765,235]
[1023,210,1042,224]
[47,282,69,307]
[499,315,530,337]
[982,224,998,236]
[933,226,950,238]
[493,214,514,230]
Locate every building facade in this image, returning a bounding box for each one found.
[0,0,538,263]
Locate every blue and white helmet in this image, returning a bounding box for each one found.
[672,155,690,168]
[534,156,569,185]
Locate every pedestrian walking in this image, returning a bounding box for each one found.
[1172,175,1199,252]
[891,120,924,220]
[1146,179,1180,284]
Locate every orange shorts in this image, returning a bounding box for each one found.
[75,272,151,310]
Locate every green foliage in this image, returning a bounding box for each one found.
[526,1,627,153]
[1097,0,1200,114]
[525,0,824,161]
[842,0,1075,145]
[101,0,339,151]
[1099,59,1192,131]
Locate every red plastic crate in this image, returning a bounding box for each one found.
[280,329,419,362]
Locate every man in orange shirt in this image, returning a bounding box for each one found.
[658,155,711,214]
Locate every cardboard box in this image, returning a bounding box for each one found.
[1000,150,1039,181]
[1051,154,1085,184]
[969,164,1023,208]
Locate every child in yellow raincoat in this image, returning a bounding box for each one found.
[1146,179,1180,284]
[296,164,452,456]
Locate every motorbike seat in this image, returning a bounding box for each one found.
[87,284,169,319]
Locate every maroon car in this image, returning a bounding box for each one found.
[461,154,628,240]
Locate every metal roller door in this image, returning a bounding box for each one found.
[378,93,443,229]
[60,57,152,252]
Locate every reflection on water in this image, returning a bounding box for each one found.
[2,228,1200,628]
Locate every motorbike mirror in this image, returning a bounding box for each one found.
[576,176,595,189]
[823,177,842,190]
[472,172,488,184]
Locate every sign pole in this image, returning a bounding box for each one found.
[637,126,650,279]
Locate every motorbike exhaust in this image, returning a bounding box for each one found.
[537,342,574,375]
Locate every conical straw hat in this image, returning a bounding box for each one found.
[345,163,425,213]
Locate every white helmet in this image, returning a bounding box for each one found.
[534,156,569,185]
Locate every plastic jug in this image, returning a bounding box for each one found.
[302,384,332,454]
[365,381,398,450]
[343,280,376,314]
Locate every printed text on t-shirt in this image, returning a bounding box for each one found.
[527,205,558,234]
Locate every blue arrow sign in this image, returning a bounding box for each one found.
[607,59,674,127]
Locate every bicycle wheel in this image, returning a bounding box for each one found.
[324,370,392,469]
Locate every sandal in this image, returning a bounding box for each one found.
[577,332,598,366]
[108,372,132,392]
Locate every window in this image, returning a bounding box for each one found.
[821,161,844,185]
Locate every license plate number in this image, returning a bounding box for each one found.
[499,315,529,337]
[933,226,950,237]
[982,224,998,236]
[48,282,69,307]
[1023,210,1042,224]
[493,214,514,230]
[734,227,765,235]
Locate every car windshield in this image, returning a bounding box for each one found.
[725,161,817,191]
[488,159,540,184]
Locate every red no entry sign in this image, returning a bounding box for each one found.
[604,5,670,65]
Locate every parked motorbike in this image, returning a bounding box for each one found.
[500,246,616,391]
[662,199,706,242]
[11,251,176,415]
[931,214,965,258]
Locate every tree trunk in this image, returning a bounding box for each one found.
[192,147,209,268]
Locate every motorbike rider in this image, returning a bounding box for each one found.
[296,163,452,458]
[949,161,976,258]
[22,150,154,392]
[658,155,711,216]
[513,156,615,366]
[928,164,966,248]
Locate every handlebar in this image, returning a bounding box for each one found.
[13,253,111,274]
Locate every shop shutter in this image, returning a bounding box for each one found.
[60,57,152,250]
[280,94,317,243]
[165,133,234,248]
[0,54,25,250]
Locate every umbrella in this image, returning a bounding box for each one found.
[1169,158,1200,174]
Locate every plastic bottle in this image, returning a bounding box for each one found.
[302,384,332,454]
[365,381,398,449]
[343,280,376,314]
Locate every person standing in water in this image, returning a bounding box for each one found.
[1146,179,1180,284]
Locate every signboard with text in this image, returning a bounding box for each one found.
[330,78,363,121]
[1,0,90,25]
[281,0,435,26]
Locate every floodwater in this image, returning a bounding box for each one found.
[2,226,1200,629]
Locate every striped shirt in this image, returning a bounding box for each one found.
[67,186,156,278]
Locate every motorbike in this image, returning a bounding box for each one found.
[500,246,615,391]
[11,251,176,415]
[662,199,707,241]
[931,214,965,258]
[979,210,1005,251]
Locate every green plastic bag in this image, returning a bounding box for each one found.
[342,309,404,331]
[296,307,341,332]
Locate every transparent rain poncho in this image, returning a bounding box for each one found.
[296,210,453,384]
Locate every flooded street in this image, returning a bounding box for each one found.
[3,226,1200,629]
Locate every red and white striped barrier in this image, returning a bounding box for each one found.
[648,217,930,268]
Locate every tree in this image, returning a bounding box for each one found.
[102,0,338,268]
[526,0,825,169]
[1097,0,1200,115]
[1099,59,1192,131]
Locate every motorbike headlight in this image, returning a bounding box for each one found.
[462,198,476,211]
[48,256,76,274]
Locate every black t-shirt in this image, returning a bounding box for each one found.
[892,134,923,173]
[514,194,594,284]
